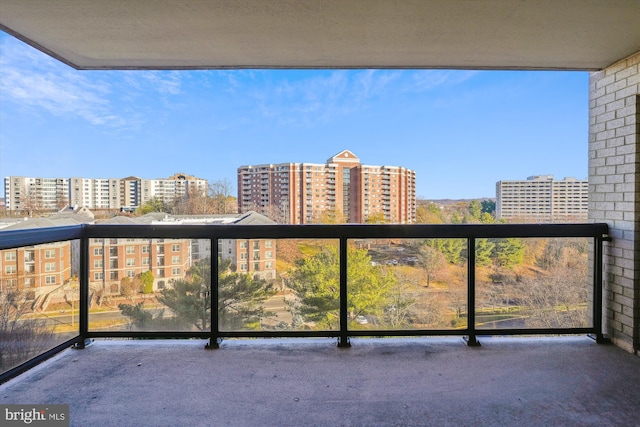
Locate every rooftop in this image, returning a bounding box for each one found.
[1,337,639,426]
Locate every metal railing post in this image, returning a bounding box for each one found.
[206,238,220,349]
[465,237,480,347]
[593,235,610,343]
[75,231,91,348]
[338,237,351,348]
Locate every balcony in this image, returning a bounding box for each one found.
[2,222,638,424]
[0,1,639,425]
[0,221,611,375]
[0,336,638,426]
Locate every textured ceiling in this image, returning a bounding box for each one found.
[1,0,639,70]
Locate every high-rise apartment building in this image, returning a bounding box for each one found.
[4,176,69,211]
[5,173,208,212]
[238,150,416,224]
[496,175,588,222]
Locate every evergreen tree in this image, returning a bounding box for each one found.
[288,246,395,329]
[494,238,525,268]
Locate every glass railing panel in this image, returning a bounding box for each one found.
[92,238,205,332]
[0,240,79,375]
[221,238,341,332]
[476,237,591,330]
[347,238,468,331]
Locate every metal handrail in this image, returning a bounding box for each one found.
[0,222,610,382]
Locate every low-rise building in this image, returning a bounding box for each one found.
[0,210,276,307]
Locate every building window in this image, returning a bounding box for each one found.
[254,262,260,271]
[142,257,150,266]
[94,248,103,256]
[5,265,16,275]
[265,251,272,259]
[253,241,260,250]
[240,241,248,249]
[94,259,103,269]
[265,240,272,248]
[45,276,56,285]
[110,271,119,280]
[126,259,135,266]
[172,244,180,252]
[172,268,180,276]
[265,262,273,269]
[45,249,56,259]
[127,270,136,278]
[142,245,150,253]
[93,272,103,281]
[240,263,248,271]
[172,256,180,264]
[44,262,56,272]
[126,246,135,254]
[4,252,16,261]
[240,252,247,260]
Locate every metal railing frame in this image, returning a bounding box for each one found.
[0,222,610,382]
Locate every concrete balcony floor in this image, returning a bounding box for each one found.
[1,337,639,426]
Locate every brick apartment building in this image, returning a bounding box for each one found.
[0,211,94,309]
[0,210,276,304]
[1,242,72,297]
[91,211,277,294]
[238,150,416,224]
[496,175,588,222]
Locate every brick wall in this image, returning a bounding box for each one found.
[589,51,640,353]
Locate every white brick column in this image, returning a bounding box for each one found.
[589,51,640,353]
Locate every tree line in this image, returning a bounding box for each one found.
[135,178,237,216]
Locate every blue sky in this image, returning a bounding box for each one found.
[0,31,589,200]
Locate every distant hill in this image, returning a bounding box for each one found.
[419,198,495,206]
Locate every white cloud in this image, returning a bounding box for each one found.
[138,71,183,95]
[246,70,404,126]
[0,37,123,126]
[410,70,478,92]
[0,35,188,128]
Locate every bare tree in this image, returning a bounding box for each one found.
[518,245,589,328]
[209,178,235,214]
[262,203,288,223]
[385,269,419,328]
[56,192,69,210]
[20,187,42,217]
[418,244,446,287]
[0,290,55,372]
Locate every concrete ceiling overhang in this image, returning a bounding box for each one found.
[0,0,639,71]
